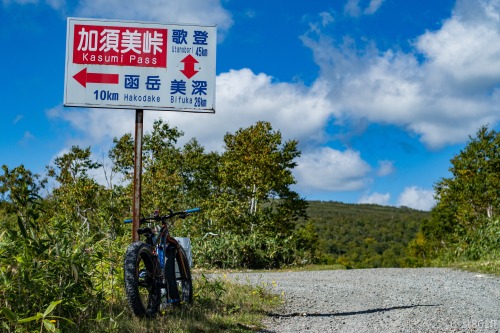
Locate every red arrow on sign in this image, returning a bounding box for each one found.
[73,68,119,88]
[180,54,199,79]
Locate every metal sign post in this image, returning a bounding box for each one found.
[132,109,144,242]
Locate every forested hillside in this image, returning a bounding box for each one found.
[299,201,430,268]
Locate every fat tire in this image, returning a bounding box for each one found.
[124,241,161,317]
[164,244,193,305]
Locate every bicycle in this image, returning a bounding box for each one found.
[123,208,200,318]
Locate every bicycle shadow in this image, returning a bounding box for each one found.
[266,303,441,318]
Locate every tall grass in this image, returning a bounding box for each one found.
[115,274,283,333]
[1,267,282,333]
[428,218,500,276]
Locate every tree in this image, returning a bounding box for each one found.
[216,121,307,235]
[427,125,500,259]
[141,120,184,211]
[109,119,185,214]
[0,165,47,248]
[434,125,500,227]
[0,164,46,223]
[180,138,220,204]
[109,119,312,268]
[47,146,103,234]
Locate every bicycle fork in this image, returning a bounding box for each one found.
[164,244,181,304]
[154,243,181,310]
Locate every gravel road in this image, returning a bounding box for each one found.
[228,268,500,333]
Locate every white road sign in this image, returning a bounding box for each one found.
[64,18,216,113]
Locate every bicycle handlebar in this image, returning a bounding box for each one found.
[123,208,201,224]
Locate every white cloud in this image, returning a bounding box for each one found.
[245,9,256,19]
[294,147,371,192]
[358,192,390,205]
[417,18,500,93]
[344,0,385,17]
[13,115,24,124]
[344,0,361,17]
[19,131,34,145]
[319,12,334,27]
[46,105,136,147]
[212,69,335,147]
[75,0,233,38]
[3,0,231,34]
[45,0,64,10]
[3,0,65,10]
[364,0,385,15]
[3,0,37,5]
[376,160,394,176]
[397,186,436,211]
[303,0,500,149]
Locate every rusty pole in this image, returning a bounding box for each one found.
[132,109,144,242]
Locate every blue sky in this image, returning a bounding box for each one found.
[2,0,500,211]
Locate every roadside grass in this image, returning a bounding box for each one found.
[108,273,283,333]
[4,272,283,333]
[445,259,500,276]
[271,264,347,272]
[282,262,500,277]
[201,264,347,274]
[427,256,500,276]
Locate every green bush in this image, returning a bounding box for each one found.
[192,228,319,270]
[455,218,500,261]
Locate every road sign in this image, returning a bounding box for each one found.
[64,18,216,113]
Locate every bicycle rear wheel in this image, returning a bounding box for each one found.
[164,244,193,305]
[124,241,161,317]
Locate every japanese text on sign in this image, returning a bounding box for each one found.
[73,25,168,67]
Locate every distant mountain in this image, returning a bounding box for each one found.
[300,201,430,268]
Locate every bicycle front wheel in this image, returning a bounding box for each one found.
[124,241,161,317]
[164,244,193,305]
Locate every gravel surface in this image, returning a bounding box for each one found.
[228,268,500,333]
